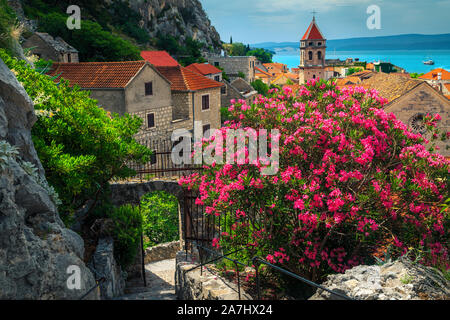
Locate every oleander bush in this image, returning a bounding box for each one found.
[180,79,449,281]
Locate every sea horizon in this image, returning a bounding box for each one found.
[273,49,450,74]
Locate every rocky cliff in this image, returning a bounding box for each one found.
[128,0,222,51]
[0,57,98,300]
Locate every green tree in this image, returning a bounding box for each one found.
[141,191,179,248]
[251,79,269,96]
[0,50,152,222]
[246,48,273,63]
[38,12,142,61]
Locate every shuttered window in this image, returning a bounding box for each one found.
[202,95,210,110]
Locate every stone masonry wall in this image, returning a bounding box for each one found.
[175,251,252,300]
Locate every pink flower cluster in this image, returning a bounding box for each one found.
[180,79,450,280]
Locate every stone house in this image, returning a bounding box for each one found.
[185,63,223,82]
[221,78,258,112]
[354,73,450,156]
[419,68,450,96]
[263,63,289,76]
[47,61,189,140]
[206,55,256,83]
[141,51,225,134]
[155,65,224,135]
[23,32,79,63]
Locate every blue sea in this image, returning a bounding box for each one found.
[273,50,450,74]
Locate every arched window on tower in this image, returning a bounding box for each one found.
[308,51,313,60]
[318,51,322,60]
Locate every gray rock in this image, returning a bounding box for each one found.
[88,238,126,299]
[0,57,98,300]
[309,257,450,300]
[128,0,222,52]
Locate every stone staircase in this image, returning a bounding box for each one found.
[116,259,177,300]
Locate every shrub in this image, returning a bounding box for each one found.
[141,191,179,248]
[0,50,152,222]
[109,204,143,268]
[180,79,449,281]
[251,79,269,96]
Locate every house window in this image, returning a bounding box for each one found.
[145,82,153,96]
[214,75,220,81]
[309,42,313,46]
[221,85,227,95]
[214,62,220,67]
[147,113,155,128]
[318,51,322,60]
[203,124,211,138]
[308,51,313,60]
[68,54,71,63]
[201,95,210,110]
[318,42,322,46]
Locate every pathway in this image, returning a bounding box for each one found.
[117,258,177,300]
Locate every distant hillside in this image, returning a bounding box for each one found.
[252,34,450,54]
[8,0,222,62]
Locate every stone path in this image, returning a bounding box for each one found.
[117,259,177,300]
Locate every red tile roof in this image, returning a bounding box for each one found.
[140,51,180,67]
[185,63,222,76]
[47,61,146,88]
[156,65,224,91]
[302,18,325,40]
[419,68,450,81]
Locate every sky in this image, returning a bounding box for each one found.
[199,0,450,44]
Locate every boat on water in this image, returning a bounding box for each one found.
[423,59,435,65]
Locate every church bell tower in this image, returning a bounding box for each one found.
[299,16,327,84]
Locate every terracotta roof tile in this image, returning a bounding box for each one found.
[47,61,146,88]
[141,51,180,67]
[185,63,222,76]
[419,68,450,81]
[156,65,223,91]
[302,18,325,40]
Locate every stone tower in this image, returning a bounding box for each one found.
[299,16,326,84]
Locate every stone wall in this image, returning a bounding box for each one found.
[309,257,450,300]
[0,57,98,300]
[145,241,181,264]
[207,56,256,83]
[175,251,252,300]
[385,83,450,157]
[88,238,126,299]
[193,87,222,131]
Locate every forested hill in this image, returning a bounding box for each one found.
[7,0,222,63]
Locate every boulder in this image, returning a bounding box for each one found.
[310,257,450,300]
[0,57,98,300]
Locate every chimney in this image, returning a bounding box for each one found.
[438,72,442,81]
